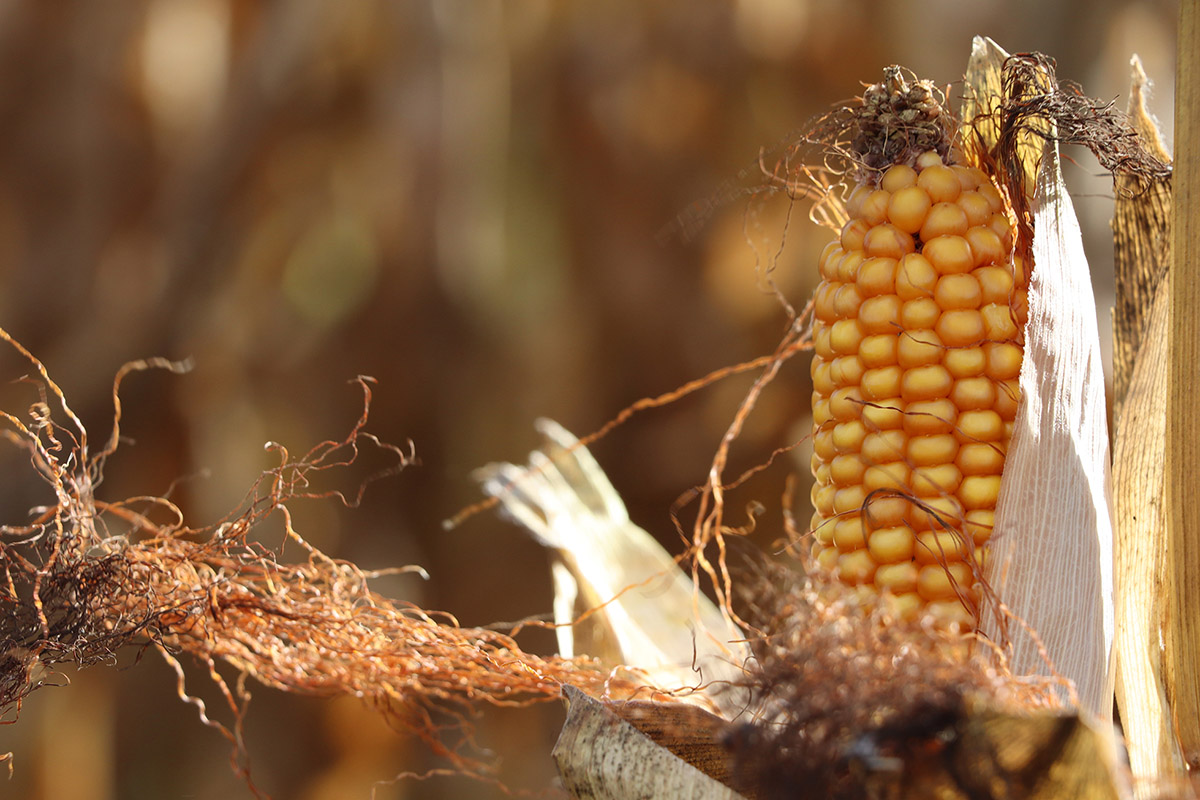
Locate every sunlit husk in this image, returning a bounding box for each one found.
[983,123,1115,719]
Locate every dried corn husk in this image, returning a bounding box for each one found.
[1110,56,1187,794]
[477,419,749,715]
[967,39,1115,719]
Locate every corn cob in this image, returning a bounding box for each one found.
[808,79,1028,627]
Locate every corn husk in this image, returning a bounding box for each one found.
[965,38,1115,720]
[477,419,749,715]
[1164,1,1200,772]
[1110,56,1187,793]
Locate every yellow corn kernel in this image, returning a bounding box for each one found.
[903,398,957,435]
[965,225,1005,266]
[951,165,986,191]
[863,224,915,259]
[859,294,902,334]
[880,163,917,192]
[975,265,1015,304]
[900,297,941,329]
[834,284,864,317]
[833,515,868,551]
[957,190,992,226]
[956,441,1006,475]
[911,464,962,496]
[863,496,910,528]
[995,378,1020,420]
[901,365,953,402]
[833,485,868,514]
[860,333,899,367]
[977,181,1004,212]
[907,434,959,466]
[875,560,919,593]
[915,530,971,565]
[987,213,1015,252]
[861,398,905,431]
[949,376,997,410]
[895,253,938,299]
[815,543,839,571]
[861,365,903,400]
[959,475,1003,510]
[926,599,976,628]
[868,526,916,564]
[943,347,986,378]
[831,419,869,453]
[837,549,877,585]
[813,324,834,359]
[888,186,932,234]
[830,453,867,485]
[897,329,943,368]
[812,359,834,393]
[815,282,839,321]
[981,304,1019,340]
[837,250,866,283]
[917,164,962,203]
[924,235,975,274]
[916,150,944,169]
[955,409,1004,442]
[985,342,1023,381]
[845,184,871,217]
[818,240,844,279]
[864,462,911,493]
[936,309,985,347]
[841,217,869,251]
[830,319,865,355]
[830,386,864,421]
[857,256,898,296]
[934,273,982,310]
[861,429,907,463]
[860,189,891,226]
[830,355,866,387]
[917,562,973,601]
[919,202,969,241]
[964,510,995,545]
[812,483,836,516]
[813,398,834,428]
[887,592,924,621]
[908,494,963,532]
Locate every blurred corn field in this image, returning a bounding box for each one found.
[0,1,1176,798]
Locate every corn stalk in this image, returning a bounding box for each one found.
[1166,0,1200,774]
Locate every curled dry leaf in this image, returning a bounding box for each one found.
[477,419,750,716]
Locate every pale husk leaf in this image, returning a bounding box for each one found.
[1110,55,1187,793]
[984,138,1115,719]
[477,419,749,715]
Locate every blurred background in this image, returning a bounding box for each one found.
[0,1,1176,798]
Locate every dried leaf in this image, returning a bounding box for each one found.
[1110,55,1187,792]
[478,420,749,714]
[984,134,1115,718]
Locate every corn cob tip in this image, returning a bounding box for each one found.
[848,68,957,179]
